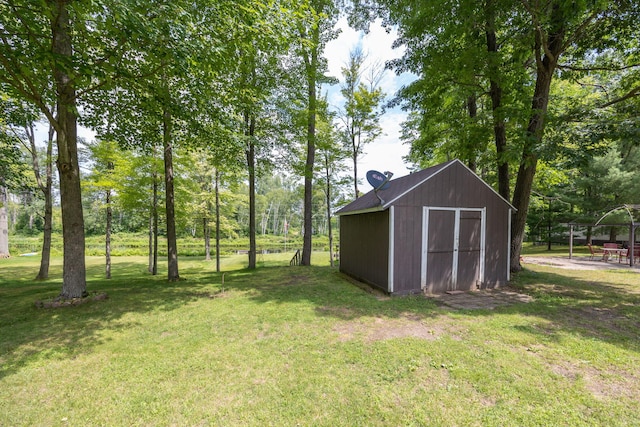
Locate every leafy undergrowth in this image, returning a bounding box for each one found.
[1,255,639,426]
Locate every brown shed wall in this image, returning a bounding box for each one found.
[339,210,389,291]
[390,162,511,294]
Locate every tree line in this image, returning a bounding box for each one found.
[0,0,381,298]
[350,0,639,267]
[2,0,639,300]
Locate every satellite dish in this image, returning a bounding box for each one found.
[366,170,392,191]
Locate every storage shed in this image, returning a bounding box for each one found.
[336,159,515,295]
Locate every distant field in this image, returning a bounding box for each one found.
[8,233,333,257]
[1,254,639,426]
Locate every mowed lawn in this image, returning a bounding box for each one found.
[1,254,639,426]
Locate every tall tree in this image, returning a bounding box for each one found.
[83,1,239,280]
[295,0,338,266]
[1,0,154,297]
[339,47,385,198]
[316,107,349,267]
[351,0,639,271]
[23,116,55,279]
[0,95,53,269]
[85,139,122,279]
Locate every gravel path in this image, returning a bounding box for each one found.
[522,256,640,272]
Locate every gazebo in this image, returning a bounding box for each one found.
[568,204,640,267]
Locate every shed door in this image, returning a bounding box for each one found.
[421,207,485,293]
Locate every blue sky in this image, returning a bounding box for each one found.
[324,17,416,192]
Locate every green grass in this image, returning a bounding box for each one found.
[8,232,332,257]
[1,254,640,426]
[521,241,592,257]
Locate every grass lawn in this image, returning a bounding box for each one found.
[1,253,639,426]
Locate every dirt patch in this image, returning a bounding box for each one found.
[35,292,108,308]
[184,289,230,299]
[333,313,458,343]
[281,274,311,286]
[550,360,640,401]
[430,288,534,310]
[317,306,358,319]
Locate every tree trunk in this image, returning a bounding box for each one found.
[52,1,87,298]
[245,112,257,269]
[28,120,54,278]
[485,3,510,201]
[38,174,53,277]
[215,169,221,273]
[324,156,334,267]
[148,212,153,273]
[302,24,319,267]
[105,188,112,279]
[465,95,478,172]
[152,157,159,276]
[0,186,9,259]
[163,100,179,281]
[352,138,359,199]
[510,4,565,272]
[204,217,211,261]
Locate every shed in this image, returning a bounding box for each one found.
[336,159,516,295]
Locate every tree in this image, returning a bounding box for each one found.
[1,97,56,277]
[350,0,640,271]
[295,0,339,266]
[339,47,385,198]
[85,139,122,279]
[1,95,46,261]
[316,107,349,267]
[82,1,234,280]
[0,1,87,296]
[0,0,168,297]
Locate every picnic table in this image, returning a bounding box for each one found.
[601,243,625,262]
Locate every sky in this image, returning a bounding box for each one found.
[324,17,415,193]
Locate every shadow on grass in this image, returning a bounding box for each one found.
[0,268,226,380]
[219,264,640,354]
[496,267,640,351]
[219,265,441,320]
[2,258,639,382]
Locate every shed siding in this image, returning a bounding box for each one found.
[390,206,423,294]
[339,160,512,295]
[391,162,510,293]
[339,210,389,291]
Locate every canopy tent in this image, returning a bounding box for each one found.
[567,205,640,267]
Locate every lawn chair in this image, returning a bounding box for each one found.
[587,244,602,261]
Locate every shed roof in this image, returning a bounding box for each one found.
[336,159,515,216]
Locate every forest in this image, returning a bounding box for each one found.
[1,0,639,300]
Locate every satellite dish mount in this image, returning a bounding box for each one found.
[366,170,394,205]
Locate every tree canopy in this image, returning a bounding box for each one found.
[1,0,639,289]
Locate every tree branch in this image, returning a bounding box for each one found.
[600,86,640,108]
[558,63,640,72]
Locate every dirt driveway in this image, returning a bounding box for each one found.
[522,256,640,272]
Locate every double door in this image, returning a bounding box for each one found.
[421,207,485,293]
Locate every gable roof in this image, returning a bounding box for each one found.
[335,159,515,216]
